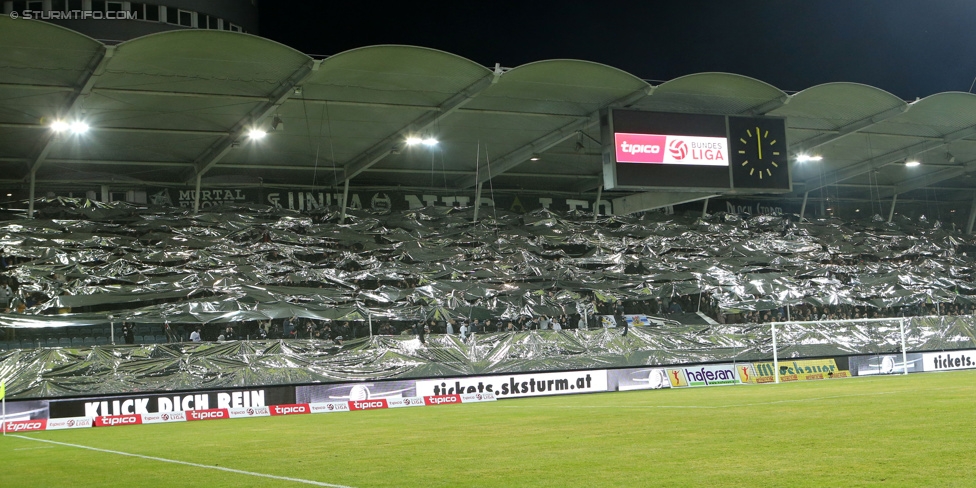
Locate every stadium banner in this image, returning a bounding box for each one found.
[141,411,187,424]
[387,397,426,408]
[228,406,271,419]
[921,350,976,372]
[146,187,613,216]
[309,402,351,414]
[295,380,418,404]
[48,386,295,419]
[94,414,142,427]
[348,399,389,411]
[460,392,497,403]
[415,370,608,399]
[186,408,231,422]
[424,394,462,406]
[849,353,923,376]
[44,416,93,430]
[608,367,672,391]
[668,363,743,387]
[269,404,311,416]
[749,359,851,383]
[4,419,47,432]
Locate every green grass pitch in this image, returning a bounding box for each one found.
[2,370,974,487]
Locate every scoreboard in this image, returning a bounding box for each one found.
[601,109,790,192]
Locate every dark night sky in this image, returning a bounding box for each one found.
[259,1,976,100]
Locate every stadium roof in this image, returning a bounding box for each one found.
[3,17,976,211]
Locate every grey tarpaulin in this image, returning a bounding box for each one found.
[0,316,972,400]
[2,199,976,398]
[2,199,976,328]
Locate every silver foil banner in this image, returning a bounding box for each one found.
[1,199,975,330]
[0,316,972,400]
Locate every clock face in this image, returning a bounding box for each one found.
[729,116,790,190]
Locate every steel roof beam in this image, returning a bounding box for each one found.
[26,45,115,177]
[454,86,652,189]
[797,124,976,193]
[877,160,976,199]
[741,94,791,115]
[790,104,910,155]
[339,71,501,182]
[187,58,322,182]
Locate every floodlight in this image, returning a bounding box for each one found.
[51,120,70,132]
[797,154,822,162]
[421,137,438,146]
[248,128,267,140]
[905,160,920,167]
[70,121,89,134]
[405,137,423,146]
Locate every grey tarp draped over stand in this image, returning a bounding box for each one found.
[1,316,972,400]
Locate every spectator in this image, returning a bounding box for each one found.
[190,327,202,342]
[614,300,628,336]
[163,321,176,342]
[122,323,135,344]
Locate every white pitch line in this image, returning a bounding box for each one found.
[501,390,902,409]
[9,435,354,488]
[13,446,54,451]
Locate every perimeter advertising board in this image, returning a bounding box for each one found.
[666,363,745,387]
[602,109,789,192]
[415,370,608,399]
[47,386,295,419]
[921,350,976,372]
[750,359,851,383]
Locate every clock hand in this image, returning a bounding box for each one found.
[756,126,762,160]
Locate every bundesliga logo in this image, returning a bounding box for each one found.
[668,139,688,160]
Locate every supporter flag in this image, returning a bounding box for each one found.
[0,380,4,400]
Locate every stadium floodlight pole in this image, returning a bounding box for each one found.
[899,318,909,375]
[473,182,483,223]
[368,313,372,338]
[27,168,36,219]
[771,322,780,384]
[701,198,709,218]
[887,194,898,223]
[593,185,602,222]
[799,192,809,221]
[339,179,350,224]
[967,193,976,234]
[193,174,202,213]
